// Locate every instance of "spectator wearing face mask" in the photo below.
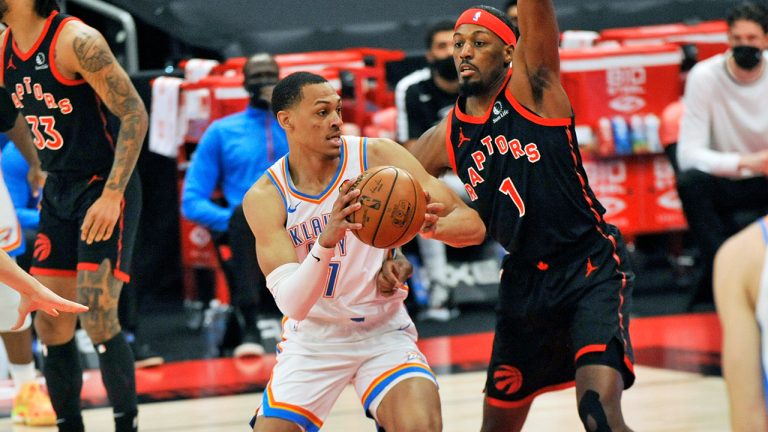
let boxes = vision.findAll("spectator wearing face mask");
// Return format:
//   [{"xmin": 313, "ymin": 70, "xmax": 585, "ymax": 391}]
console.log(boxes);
[
  {"xmin": 676, "ymin": 1, "xmax": 768, "ymax": 309},
  {"xmin": 181, "ymin": 53, "xmax": 289, "ymax": 357}
]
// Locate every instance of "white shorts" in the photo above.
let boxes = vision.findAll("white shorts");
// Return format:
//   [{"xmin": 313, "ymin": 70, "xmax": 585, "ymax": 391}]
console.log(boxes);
[{"xmin": 254, "ymin": 306, "xmax": 437, "ymax": 432}]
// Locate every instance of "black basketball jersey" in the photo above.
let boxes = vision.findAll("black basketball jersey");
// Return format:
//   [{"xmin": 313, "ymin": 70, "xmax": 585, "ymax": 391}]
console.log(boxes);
[
  {"xmin": 0, "ymin": 11, "xmax": 115, "ymax": 177},
  {"xmin": 447, "ymin": 69, "xmax": 609, "ymax": 265}
]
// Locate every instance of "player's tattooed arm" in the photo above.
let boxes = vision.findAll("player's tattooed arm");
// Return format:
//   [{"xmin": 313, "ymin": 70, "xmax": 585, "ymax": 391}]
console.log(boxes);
[{"xmin": 70, "ymin": 25, "xmax": 147, "ymax": 194}]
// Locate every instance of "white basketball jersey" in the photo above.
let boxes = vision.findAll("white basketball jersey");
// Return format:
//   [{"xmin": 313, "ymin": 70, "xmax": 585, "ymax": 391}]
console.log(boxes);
[
  {"xmin": 0, "ymin": 161, "xmax": 22, "ymax": 254},
  {"xmin": 757, "ymin": 216, "xmax": 768, "ymax": 404},
  {"xmin": 265, "ymin": 136, "xmax": 408, "ymax": 321}
]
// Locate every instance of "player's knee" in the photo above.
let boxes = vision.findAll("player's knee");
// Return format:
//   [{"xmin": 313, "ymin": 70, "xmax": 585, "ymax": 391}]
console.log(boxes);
[
  {"xmin": 79, "ymin": 311, "xmax": 121, "ymax": 344},
  {"xmin": 578, "ymin": 390, "xmax": 624, "ymax": 432},
  {"xmin": 34, "ymin": 309, "xmax": 76, "ymax": 343},
  {"xmin": 386, "ymin": 413, "xmax": 441, "ymax": 432}
]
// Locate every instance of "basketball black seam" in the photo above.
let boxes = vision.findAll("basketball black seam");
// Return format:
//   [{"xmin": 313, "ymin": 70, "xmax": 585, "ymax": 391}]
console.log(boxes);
[
  {"xmin": 384, "ymin": 170, "xmax": 418, "ymax": 249},
  {"xmin": 371, "ymin": 167, "xmax": 397, "ymax": 248}
]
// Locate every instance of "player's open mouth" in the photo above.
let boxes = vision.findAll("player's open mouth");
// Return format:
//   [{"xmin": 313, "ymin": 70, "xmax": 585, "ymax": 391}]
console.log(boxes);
[
  {"xmin": 459, "ymin": 64, "xmax": 477, "ymax": 77},
  {"xmin": 327, "ymin": 133, "xmax": 342, "ymax": 145}
]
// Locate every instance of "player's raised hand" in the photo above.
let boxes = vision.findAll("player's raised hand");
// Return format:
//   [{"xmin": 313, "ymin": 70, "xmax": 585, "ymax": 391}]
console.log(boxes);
[{"xmin": 318, "ymin": 179, "xmax": 362, "ymax": 248}]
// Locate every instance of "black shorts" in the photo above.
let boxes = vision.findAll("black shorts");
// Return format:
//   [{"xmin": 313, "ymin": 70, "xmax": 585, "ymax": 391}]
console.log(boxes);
[
  {"xmin": 485, "ymin": 226, "xmax": 635, "ymax": 408},
  {"xmin": 30, "ymin": 172, "xmax": 141, "ymax": 283}
]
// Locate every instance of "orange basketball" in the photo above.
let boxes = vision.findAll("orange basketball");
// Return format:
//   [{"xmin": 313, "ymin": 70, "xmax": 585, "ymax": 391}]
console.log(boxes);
[{"xmin": 347, "ymin": 166, "xmax": 427, "ymax": 249}]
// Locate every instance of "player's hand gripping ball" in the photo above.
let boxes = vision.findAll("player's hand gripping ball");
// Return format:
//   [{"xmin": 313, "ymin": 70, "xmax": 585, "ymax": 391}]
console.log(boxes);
[{"xmin": 346, "ymin": 166, "xmax": 427, "ymax": 248}]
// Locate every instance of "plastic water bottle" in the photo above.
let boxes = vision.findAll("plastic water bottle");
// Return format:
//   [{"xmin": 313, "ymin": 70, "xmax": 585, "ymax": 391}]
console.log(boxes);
[
  {"xmin": 597, "ymin": 117, "xmax": 614, "ymax": 156},
  {"xmin": 644, "ymin": 113, "xmax": 662, "ymax": 153},
  {"xmin": 630, "ymin": 115, "xmax": 648, "ymax": 153},
  {"xmin": 202, "ymin": 299, "xmax": 231, "ymax": 358},
  {"xmin": 611, "ymin": 116, "xmax": 632, "ymax": 155}
]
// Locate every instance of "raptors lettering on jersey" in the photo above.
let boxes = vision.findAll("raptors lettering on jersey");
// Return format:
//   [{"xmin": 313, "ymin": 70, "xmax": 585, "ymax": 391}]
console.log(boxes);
[{"xmin": 463, "ymin": 134, "xmax": 540, "ymax": 202}]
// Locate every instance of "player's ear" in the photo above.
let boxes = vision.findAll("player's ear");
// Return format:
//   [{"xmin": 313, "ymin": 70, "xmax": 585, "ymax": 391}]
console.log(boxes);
[
  {"xmin": 504, "ymin": 44, "xmax": 515, "ymax": 64},
  {"xmin": 276, "ymin": 110, "xmax": 292, "ymax": 130}
]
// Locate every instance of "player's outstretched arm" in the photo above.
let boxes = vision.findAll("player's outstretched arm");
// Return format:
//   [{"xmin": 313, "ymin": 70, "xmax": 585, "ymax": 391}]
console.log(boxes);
[
  {"xmin": 57, "ymin": 21, "xmax": 148, "ymax": 245},
  {"xmin": 509, "ymin": 0, "xmax": 572, "ymax": 118},
  {"xmin": 714, "ymin": 224, "xmax": 768, "ymax": 432},
  {"xmin": 242, "ymin": 176, "xmax": 361, "ymax": 321},
  {"xmin": 367, "ymin": 137, "xmax": 486, "ymax": 247},
  {"xmin": 0, "ymin": 250, "xmax": 88, "ymax": 330}
]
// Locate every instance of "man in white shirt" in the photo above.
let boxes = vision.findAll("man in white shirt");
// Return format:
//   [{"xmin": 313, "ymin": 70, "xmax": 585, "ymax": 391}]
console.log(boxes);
[{"xmin": 676, "ymin": 1, "xmax": 768, "ymax": 308}]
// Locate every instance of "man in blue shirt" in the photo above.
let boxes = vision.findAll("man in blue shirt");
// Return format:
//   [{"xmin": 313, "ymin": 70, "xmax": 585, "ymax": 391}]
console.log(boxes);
[{"xmin": 182, "ymin": 53, "xmax": 288, "ymax": 357}]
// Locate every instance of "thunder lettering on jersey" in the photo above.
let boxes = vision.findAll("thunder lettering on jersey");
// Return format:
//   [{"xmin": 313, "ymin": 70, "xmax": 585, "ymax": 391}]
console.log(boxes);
[
  {"xmin": 0, "ymin": 11, "xmax": 116, "ymax": 177},
  {"xmin": 447, "ymin": 68, "xmax": 608, "ymax": 263},
  {"xmin": 265, "ymin": 136, "xmax": 408, "ymax": 320}
]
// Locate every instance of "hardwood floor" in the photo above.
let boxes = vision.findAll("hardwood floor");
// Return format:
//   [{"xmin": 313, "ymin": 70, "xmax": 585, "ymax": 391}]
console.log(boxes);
[{"xmin": 0, "ymin": 366, "xmax": 729, "ymax": 431}]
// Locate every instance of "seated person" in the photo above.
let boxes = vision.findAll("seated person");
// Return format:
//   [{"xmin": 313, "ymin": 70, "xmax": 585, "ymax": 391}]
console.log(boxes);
[{"xmin": 676, "ymin": 2, "xmax": 768, "ymax": 308}]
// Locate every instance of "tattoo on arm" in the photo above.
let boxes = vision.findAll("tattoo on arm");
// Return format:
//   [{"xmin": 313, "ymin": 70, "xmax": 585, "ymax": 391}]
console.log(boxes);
[
  {"xmin": 73, "ymin": 31, "xmax": 113, "ymax": 73},
  {"xmin": 73, "ymin": 29, "xmax": 147, "ymax": 193}
]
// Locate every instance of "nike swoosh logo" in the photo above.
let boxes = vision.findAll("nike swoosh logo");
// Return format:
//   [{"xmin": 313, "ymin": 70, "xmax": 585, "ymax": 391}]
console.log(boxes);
[
  {"xmin": 310, "ymin": 252, "xmax": 320, "ymax": 262},
  {"xmin": 287, "ymin": 203, "xmax": 300, "ymax": 213}
]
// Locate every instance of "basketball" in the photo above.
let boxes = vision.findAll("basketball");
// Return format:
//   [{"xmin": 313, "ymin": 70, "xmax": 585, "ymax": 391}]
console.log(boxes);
[{"xmin": 347, "ymin": 166, "xmax": 427, "ymax": 249}]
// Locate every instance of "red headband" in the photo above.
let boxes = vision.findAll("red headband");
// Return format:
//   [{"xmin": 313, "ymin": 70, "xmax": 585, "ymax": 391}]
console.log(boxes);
[{"xmin": 454, "ymin": 8, "xmax": 517, "ymax": 47}]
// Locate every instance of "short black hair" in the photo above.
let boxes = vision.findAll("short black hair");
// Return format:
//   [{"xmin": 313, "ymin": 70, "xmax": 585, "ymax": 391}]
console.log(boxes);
[
  {"xmin": 505, "ymin": 0, "xmax": 518, "ymax": 9},
  {"xmin": 425, "ymin": 20, "xmax": 455, "ymax": 50},
  {"xmin": 727, "ymin": 2, "xmax": 768, "ymax": 34},
  {"xmin": 271, "ymin": 72, "xmax": 329, "ymax": 116},
  {"xmin": 34, "ymin": 0, "xmax": 60, "ymax": 18},
  {"xmin": 467, "ymin": 5, "xmax": 519, "ymax": 41}
]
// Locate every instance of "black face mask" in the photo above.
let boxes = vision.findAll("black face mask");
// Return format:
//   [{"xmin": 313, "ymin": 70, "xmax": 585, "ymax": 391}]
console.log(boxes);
[
  {"xmin": 432, "ymin": 56, "xmax": 458, "ymax": 81},
  {"xmin": 732, "ymin": 45, "xmax": 763, "ymax": 70},
  {"xmin": 246, "ymin": 82, "xmax": 276, "ymax": 110}
]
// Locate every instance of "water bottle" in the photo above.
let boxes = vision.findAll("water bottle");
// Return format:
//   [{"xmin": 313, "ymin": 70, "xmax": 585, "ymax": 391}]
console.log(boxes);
[
  {"xmin": 644, "ymin": 113, "xmax": 662, "ymax": 153},
  {"xmin": 202, "ymin": 299, "xmax": 231, "ymax": 358},
  {"xmin": 611, "ymin": 116, "xmax": 632, "ymax": 156},
  {"xmin": 597, "ymin": 117, "xmax": 615, "ymax": 156},
  {"xmin": 630, "ymin": 115, "xmax": 648, "ymax": 153}
]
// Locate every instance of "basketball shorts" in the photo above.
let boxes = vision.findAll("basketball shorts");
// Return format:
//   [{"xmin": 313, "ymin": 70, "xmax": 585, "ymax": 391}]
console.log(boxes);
[
  {"xmin": 30, "ymin": 172, "xmax": 141, "ymax": 283},
  {"xmin": 252, "ymin": 307, "xmax": 437, "ymax": 432},
  {"xmin": 485, "ymin": 225, "xmax": 635, "ymax": 408}
]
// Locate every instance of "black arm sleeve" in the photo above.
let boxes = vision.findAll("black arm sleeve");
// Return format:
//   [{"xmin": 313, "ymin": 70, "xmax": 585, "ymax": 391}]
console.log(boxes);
[{"xmin": 0, "ymin": 89, "xmax": 18, "ymax": 133}]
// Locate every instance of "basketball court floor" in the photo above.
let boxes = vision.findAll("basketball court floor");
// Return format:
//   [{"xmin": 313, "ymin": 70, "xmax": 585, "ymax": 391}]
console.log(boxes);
[{"xmin": 0, "ymin": 312, "xmax": 728, "ymax": 431}]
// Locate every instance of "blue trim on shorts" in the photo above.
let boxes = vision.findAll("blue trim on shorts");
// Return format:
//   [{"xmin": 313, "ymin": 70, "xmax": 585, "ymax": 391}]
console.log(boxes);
[
  {"xmin": 260, "ymin": 391, "xmax": 321, "ymax": 432},
  {"xmin": 362, "ymin": 365, "xmax": 435, "ymax": 414}
]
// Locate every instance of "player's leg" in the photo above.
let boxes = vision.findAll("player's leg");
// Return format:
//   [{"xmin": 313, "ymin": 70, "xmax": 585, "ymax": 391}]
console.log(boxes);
[
  {"xmin": 31, "ymin": 195, "xmax": 84, "ymax": 432},
  {"xmin": 575, "ymin": 361, "xmax": 631, "ymax": 432},
  {"xmin": 34, "ymin": 274, "xmax": 82, "ymax": 432},
  {"xmin": 480, "ymin": 400, "xmax": 531, "ymax": 432},
  {"xmin": 481, "ymin": 261, "xmax": 575, "ymax": 432},
  {"xmin": 572, "ymin": 228, "xmax": 636, "ymax": 432},
  {"xmin": 355, "ymin": 315, "xmax": 441, "ymax": 432},
  {"xmin": 252, "ymin": 320, "xmax": 355, "ymax": 432},
  {"xmin": 375, "ymin": 377, "xmax": 441, "ymax": 432}
]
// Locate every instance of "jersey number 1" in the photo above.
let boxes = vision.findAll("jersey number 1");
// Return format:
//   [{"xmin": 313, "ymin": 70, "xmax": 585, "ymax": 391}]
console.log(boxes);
[
  {"xmin": 25, "ymin": 116, "xmax": 64, "ymax": 150},
  {"xmin": 499, "ymin": 177, "xmax": 525, "ymax": 216}
]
